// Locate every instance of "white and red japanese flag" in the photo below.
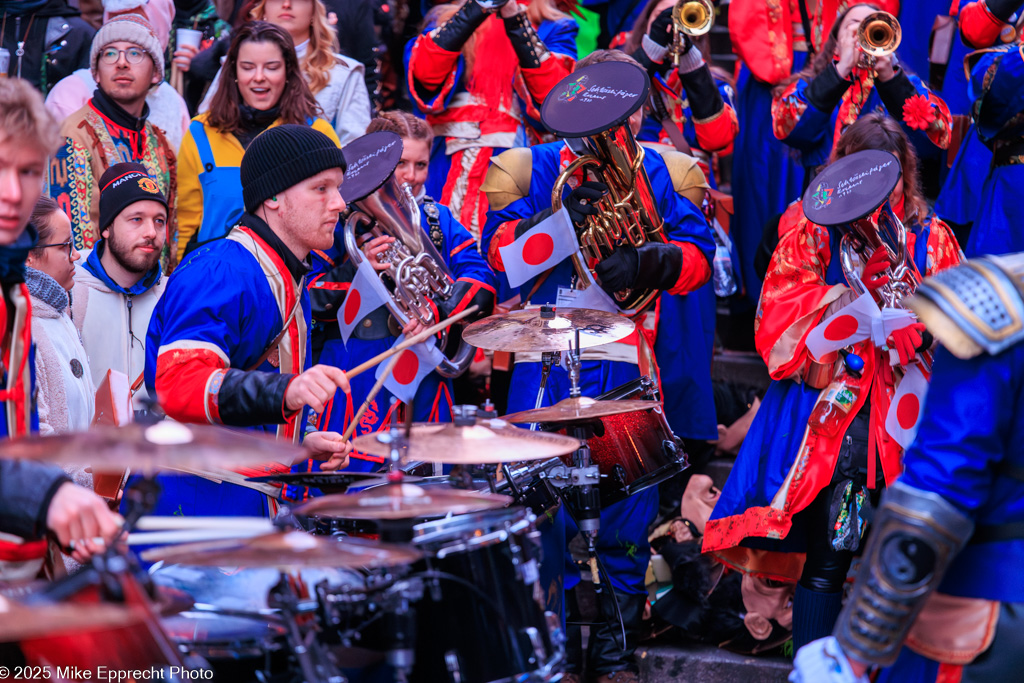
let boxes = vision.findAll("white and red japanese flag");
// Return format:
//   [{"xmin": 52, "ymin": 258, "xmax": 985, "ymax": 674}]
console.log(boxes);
[
  {"xmin": 885, "ymin": 363, "xmax": 929, "ymax": 449},
  {"xmin": 499, "ymin": 207, "xmax": 580, "ymax": 288},
  {"xmin": 376, "ymin": 334, "xmax": 447, "ymax": 404},
  {"xmin": 806, "ymin": 292, "xmax": 918, "ymax": 361},
  {"xmin": 339, "ymin": 258, "xmax": 392, "ymax": 346}
]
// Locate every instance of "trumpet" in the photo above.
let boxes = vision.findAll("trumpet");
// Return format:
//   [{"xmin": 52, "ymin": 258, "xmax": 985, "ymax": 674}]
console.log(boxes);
[
  {"xmin": 857, "ymin": 10, "xmax": 901, "ymax": 58},
  {"xmin": 671, "ymin": 0, "xmax": 714, "ymax": 65}
]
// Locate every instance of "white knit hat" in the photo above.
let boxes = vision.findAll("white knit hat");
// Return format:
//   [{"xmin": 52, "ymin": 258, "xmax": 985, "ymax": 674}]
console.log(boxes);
[{"xmin": 89, "ymin": 13, "xmax": 165, "ymax": 82}]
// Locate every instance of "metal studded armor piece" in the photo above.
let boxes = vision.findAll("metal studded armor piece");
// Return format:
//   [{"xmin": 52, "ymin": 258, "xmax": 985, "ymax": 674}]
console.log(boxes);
[
  {"xmin": 834, "ymin": 480, "xmax": 975, "ymax": 668},
  {"xmin": 906, "ymin": 254, "xmax": 1024, "ymax": 358}
]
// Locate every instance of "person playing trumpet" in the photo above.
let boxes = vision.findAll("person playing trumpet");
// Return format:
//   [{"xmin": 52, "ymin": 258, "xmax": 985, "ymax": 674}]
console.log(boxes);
[{"xmin": 772, "ymin": 3, "xmax": 952, "ymax": 182}]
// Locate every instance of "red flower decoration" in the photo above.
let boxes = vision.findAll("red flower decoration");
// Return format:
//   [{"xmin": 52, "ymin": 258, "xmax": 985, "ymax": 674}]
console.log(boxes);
[{"xmin": 902, "ymin": 94, "xmax": 937, "ymax": 131}]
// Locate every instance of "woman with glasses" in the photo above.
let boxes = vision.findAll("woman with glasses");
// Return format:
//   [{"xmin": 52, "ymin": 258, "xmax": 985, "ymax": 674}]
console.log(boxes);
[
  {"xmin": 176, "ymin": 21, "xmax": 341, "ymax": 258},
  {"xmin": 24, "ymin": 197, "xmax": 94, "ymax": 438}
]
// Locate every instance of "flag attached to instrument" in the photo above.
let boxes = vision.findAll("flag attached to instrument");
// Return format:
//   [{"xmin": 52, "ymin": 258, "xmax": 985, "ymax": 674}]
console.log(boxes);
[
  {"xmin": 885, "ymin": 363, "xmax": 929, "ymax": 449},
  {"xmin": 499, "ymin": 208, "xmax": 580, "ymax": 288},
  {"xmin": 376, "ymin": 334, "xmax": 447, "ymax": 404},
  {"xmin": 339, "ymin": 258, "xmax": 391, "ymax": 346},
  {"xmin": 806, "ymin": 292, "xmax": 918, "ymax": 361}
]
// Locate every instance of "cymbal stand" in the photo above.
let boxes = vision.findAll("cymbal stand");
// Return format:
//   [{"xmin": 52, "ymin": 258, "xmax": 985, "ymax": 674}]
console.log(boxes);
[{"xmin": 268, "ymin": 573, "xmax": 346, "ymax": 683}]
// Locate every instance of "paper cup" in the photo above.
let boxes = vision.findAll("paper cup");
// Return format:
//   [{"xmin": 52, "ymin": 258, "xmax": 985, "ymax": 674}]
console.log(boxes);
[{"xmin": 176, "ymin": 28, "xmax": 204, "ymax": 51}]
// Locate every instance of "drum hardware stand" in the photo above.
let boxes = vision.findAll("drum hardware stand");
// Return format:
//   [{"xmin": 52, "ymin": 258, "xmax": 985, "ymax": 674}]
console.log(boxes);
[{"xmin": 268, "ymin": 574, "xmax": 346, "ymax": 683}]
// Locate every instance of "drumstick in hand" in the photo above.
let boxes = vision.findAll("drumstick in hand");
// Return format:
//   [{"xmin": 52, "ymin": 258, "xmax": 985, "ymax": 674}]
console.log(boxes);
[
  {"xmin": 341, "ymin": 351, "xmax": 402, "ymax": 443},
  {"xmin": 344, "ymin": 305, "xmax": 479, "ymax": 380}
]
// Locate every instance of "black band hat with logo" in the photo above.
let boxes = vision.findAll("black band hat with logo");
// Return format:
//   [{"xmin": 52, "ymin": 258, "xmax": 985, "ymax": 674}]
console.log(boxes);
[
  {"xmin": 540, "ymin": 61, "xmax": 651, "ymax": 138},
  {"xmin": 339, "ymin": 131, "xmax": 404, "ymax": 205},
  {"xmin": 98, "ymin": 162, "xmax": 169, "ymax": 231},
  {"xmin": 802, "ymin": 149, "xmax": 903, "ymax": 227}
]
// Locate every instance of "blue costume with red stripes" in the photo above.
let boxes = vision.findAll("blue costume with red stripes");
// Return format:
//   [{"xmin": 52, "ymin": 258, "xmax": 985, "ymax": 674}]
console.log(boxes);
[
  {"xmin": 141, "ymin": 214, "xmax": 315, "ymax": 518},
  {"xmin": 308, "ymin": 197, "xmax": 496, "ymax": 472},
  {"xmin": 482, "ymin": 141, "xmax": 715, "ymax": 595}
]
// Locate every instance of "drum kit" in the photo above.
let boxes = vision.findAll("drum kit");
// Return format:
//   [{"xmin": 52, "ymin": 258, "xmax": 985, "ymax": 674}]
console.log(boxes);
[{"xmin": 0, "ymin": 305, "xmax": 689, "ymax": 683}]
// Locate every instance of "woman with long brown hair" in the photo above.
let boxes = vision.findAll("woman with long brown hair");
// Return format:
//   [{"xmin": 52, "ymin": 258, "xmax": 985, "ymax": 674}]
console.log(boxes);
[
  {"xmin": 199, "ymin": 0, "xmax": 371, "ymax": 145},
  {"xmin": 703, "ymin": 113, "xmax": 963, "ymax": 651},
  {"xmin": 177, "ymin": 21, "xmax": 341, "ymax": 256},
  {"xmin": 772, "ymin": 3, "xmax": 952, "ymax": 180}
]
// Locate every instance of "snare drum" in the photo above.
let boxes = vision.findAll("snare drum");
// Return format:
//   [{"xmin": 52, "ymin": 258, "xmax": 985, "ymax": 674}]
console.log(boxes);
[
  {"xmin": 408, "ymin": 508, "xmax": 563, "ymax": 683},
  {"xmin": 560, "ymin": 375, "xmax": 687, "ymax": 506}
]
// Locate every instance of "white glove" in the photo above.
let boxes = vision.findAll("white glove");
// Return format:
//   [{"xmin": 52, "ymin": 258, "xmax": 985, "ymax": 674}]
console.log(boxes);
[{"xmin": 789, "ymin": 637, "xmax": 870, "ymax": 683}]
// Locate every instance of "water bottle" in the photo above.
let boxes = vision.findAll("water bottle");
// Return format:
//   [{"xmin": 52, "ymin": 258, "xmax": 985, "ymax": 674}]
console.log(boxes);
[
  {"xmin": 712, "ymin": 242, "xmax": 737, "ymax": 296},
  {"xmin": 0, "ymin": 48, "xmax": 9, "ymax": 78},
  {"xmin": 807, "ymin": 352, "xmax": 865, "ymax": 438}
]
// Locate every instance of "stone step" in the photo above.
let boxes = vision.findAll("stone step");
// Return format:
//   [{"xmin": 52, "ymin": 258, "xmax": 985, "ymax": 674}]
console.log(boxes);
[{"xmin": 638, "ymin": 643, "xmax": 792, "ymax": 683}]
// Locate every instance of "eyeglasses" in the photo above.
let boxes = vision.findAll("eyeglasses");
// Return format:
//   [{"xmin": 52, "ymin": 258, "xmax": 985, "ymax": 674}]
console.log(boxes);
[
  {"xmin": 99, "ymin": 47, "xmax": 148, "ymax": 65},
  {"xmin": 37, "ymin": 240, "xmax": 73, "ymax": 259}
]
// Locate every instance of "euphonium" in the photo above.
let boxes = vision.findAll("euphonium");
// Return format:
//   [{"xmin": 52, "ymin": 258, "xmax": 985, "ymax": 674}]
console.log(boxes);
[
  {"xmin": 671, "ymin": 0, "xmax": 714, "ymax": 65},
  {"xmin": 838, "ymin": 200, "xmax": 922, "ymax": 310},
  {"xmin": 551, "ymin": 120, "xmax": 667, "ymax": 317},
  {"xmin": 857, "ymin": 10, "xmax": 901, "ymax": 58},
  {"xmin": 343, "ymin": 174, "xmax": 474, "ymax": 378}
]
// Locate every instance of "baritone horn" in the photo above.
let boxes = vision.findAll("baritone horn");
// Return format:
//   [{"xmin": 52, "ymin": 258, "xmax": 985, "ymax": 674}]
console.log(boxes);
[
  {"xmin": 672, "ymin": 0, "xmax": 714, "ymax": 65},
  {"xmin": 857, "ymin": 10, "xmax": 901, "ymax": 58}
]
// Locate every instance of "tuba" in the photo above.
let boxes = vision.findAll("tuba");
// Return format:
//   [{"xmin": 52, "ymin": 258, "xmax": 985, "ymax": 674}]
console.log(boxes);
[
  {"xmin": 341, "ymin": 132, "xmax": 474, "ymax": 378},
  {"xmin": 541, "ymin": 61, "xmax": 667, "ymax": 317},
  {"xmin": 672, "ymin": 0, "xmax": 714, "ymax": 64},
  {"xmin": 857, "ymin": 10, "xmax": 901, "ymax": 58}
]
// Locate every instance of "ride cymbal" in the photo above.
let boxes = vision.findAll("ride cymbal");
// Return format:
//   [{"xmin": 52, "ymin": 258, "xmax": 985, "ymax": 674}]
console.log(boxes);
[
  {"xmin": 0, "ymin": 422, "xmax": 302, "ymax": 474},
  {"xmin": 350, "ymin": 421, "xmax": 580, "ymax": 464},
  {"xmin": 462, "ymin": 307, "xmax": 634, "ymax": 352},
  {"xmin": 502, "ymin": 396, "xmax": 659, "ymax": 425},
  {"xmin": 294, "ymin": 483, "xmax": 511, "ymax": 520},
  {"xmin": 141, "ymin": 530, "xmax": 422, "ymax": 569}
]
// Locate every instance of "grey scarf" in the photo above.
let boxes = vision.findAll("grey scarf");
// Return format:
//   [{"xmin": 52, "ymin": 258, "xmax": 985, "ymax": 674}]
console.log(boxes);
[{"xmin": 25, "ymin": 267, "xmax": 69, "ymax": 313}]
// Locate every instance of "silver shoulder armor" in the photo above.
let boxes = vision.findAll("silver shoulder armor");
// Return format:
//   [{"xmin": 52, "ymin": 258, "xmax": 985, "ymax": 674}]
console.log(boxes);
[
  {"xmin": 906, "ymin": 253, "xmax": 1024, "ymax": 359},
  {"xmin": 834, "ymin": 480, "xmax": 974, "ymax": 667}
]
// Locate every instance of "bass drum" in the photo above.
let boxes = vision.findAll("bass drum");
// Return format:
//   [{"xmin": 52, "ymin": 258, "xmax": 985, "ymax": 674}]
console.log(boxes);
[
  {"xmin": 560, "ymin": 375, "xmax": 687, "ymax": 506},
  {"xmin": 408, "ymin": 508, "xmax": 563, "ymax": 683}
]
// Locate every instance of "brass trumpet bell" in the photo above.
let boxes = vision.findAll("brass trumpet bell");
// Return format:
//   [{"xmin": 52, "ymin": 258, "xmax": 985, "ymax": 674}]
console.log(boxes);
[
  {"xmin": 674, "ymin": 0, "xmax": 714, "ymax": 37},
  {"xmin": 857, "ymin": 10, "xmax": 901, "ymax": 58}
]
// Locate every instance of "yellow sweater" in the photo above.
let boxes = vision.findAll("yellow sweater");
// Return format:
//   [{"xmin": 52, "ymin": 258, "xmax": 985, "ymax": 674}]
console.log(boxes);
[{"xmin": 176, "ymin": 114, "xmax": 341, "ymax": 255}]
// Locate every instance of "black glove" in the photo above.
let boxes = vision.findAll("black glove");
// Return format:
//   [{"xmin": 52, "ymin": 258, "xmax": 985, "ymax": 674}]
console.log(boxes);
[
  {"xmin": 595, "ymin": 242, "xmax": 683, "ymax": 295},
  {"xmin": 504, "ymin": 11, "xmax": 550, "ymax": 69},
  {"xmin": 432, "ymin": 1, "xmax": 490, "ymax": 52},
  {"xmin": 565, "ymin": 181, "xmax": 607, "ymax": 228},
  {"xmin": 438, "ymin": 279, "xmax": 495, "ymax": 322},
  {"xmin": 648, "ymin": 6, "xmax": 675, "ymax": 48}
]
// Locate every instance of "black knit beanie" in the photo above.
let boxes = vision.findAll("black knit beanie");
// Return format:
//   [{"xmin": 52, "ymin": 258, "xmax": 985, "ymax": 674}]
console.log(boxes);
[
  {"xmin": 98, "ymin": 162, "xmax": 168, "ymax": 231},
  {"xmin": 240, "ymin": 124, "xmax": 348, "ymax": 213}
]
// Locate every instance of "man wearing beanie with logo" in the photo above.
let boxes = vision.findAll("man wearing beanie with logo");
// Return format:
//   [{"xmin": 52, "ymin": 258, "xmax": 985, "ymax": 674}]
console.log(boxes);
[
  {"xmin": 142, "ymin": 125, "xmax": 353, "ymax": 519},
  {"xmin": 49, "ymin": 13, "xmax": 176, "ymax": 265},
  {"xmin": 72, "ymin": 163, "xmax": 168, "ymax": 424}
]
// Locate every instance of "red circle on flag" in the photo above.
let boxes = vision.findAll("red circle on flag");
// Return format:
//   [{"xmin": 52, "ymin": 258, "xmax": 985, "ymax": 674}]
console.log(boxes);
[
  {"xmin": 344, "ymin": 289, "xmax": 362, "ymax": 325},
  {"xmin": 393, "ymin": 350, "xmax": 420, "ymax": 385},
  {"xmin": 522, "ymin": 233, "xmax": 555, "ymax": 266},
  {"xmin": 896, "ymin": 393, "xmax": 920, "ymax": 430},
  {"xmin": 823, "ymin": 315, "xmax": 859, "ymax": 341}
]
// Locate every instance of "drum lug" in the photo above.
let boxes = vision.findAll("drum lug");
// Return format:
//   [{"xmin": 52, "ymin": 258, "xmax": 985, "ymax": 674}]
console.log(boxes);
[{"xmin": 542, "ymin": 463, "xmax": 600, "ymax": 488}]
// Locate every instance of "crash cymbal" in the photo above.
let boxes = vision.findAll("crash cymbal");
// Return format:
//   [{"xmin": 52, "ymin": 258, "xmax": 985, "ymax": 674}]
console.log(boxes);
[
  {"xmin": 141, "ymin": 530, "xmax": 422, "ymax": 569},
  {"xmin": 294, "ymin": 483, "xmax": 511, "ymax": 520},
  {"xmin": 502, "ymin": 396, "xmax": 660, "ymax": 424},
  {"xmin": 0, "ymin": 596, "xmax": 145, "ymax": 642},
  {"xmin": 0, "ymin": 422, "xmax": 302, "ymax": 474},
  {"xmin": 246, "ymin": 471, "xmax": 412, "ymax": 494},
  {"xmin": 349, "ymin": 421, "xmax": 581, "ymax": 464},
  {"xmin": 462, "ymin": 307, "xmax": 634, "ymax": 352}
]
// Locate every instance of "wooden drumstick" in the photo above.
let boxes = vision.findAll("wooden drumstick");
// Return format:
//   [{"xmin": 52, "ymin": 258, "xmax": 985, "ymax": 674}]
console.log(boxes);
[
  {"xmin": 343, "ymin": 305, "xmax": 479, "ymax": 380},
  {"xmin": 341, "ymin": 351, "xmax": 402, "ymax": 443}
]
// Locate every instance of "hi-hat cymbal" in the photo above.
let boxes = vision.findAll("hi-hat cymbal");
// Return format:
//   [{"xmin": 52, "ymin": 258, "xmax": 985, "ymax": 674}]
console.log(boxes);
[
  {"xmin": 294, "ymin": 483, "xmax": 511, "ymax": 520},
  {"xmin": 246, "ymin": 471, "xmax": 408, "ymax": 494},
  {"xmin": 141, "ymin": 530, "xmax": 422, "ymax": 568},
  {"xmin": 350, "ymin": 421, "xmax": 580, "ymax": 464},
  {"xmin": 0, "ymin": 596, "xmax": 145, "ymax": 642},
  {"xmin": 502, "ymin": 396, "xmax": 659, "ymax": 425},
  {"xmin": 462, "ymin": 307, "xmax": 634, "ymax": 352},
  {"xmin": 0, "ymin": 422, "xmax": 302, "ymax": 474}
]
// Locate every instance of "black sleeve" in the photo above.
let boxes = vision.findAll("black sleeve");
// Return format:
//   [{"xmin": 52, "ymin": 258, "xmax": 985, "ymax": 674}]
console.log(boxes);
[
  {"xmin": 217, "ymin": 368, "xmax": 296, "ymax": 426},
  {"xmin": 0, "ymin": 461, "xmax": 71, "ymax": 540},
  {"xmin": 873, "ymin": 68, "xmax": 919, "ymax": 122},
  {"xmin": 189, "ymin": 34, "xmax": 231, "ymax": 82},
  {"xmin": 804, "ymin": 62, "xmax": 853, "ymax": 114},
  {"xmin": 988, "ymin": 0, "xmax": 1024, "ymax": 21},
  {"xmin": 754, "ymin": 213, "xmax": 783, "ymax": 284},
  {"xmin": 678, "ymin": 65, "xmax": 726, "ymax": 121}
]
